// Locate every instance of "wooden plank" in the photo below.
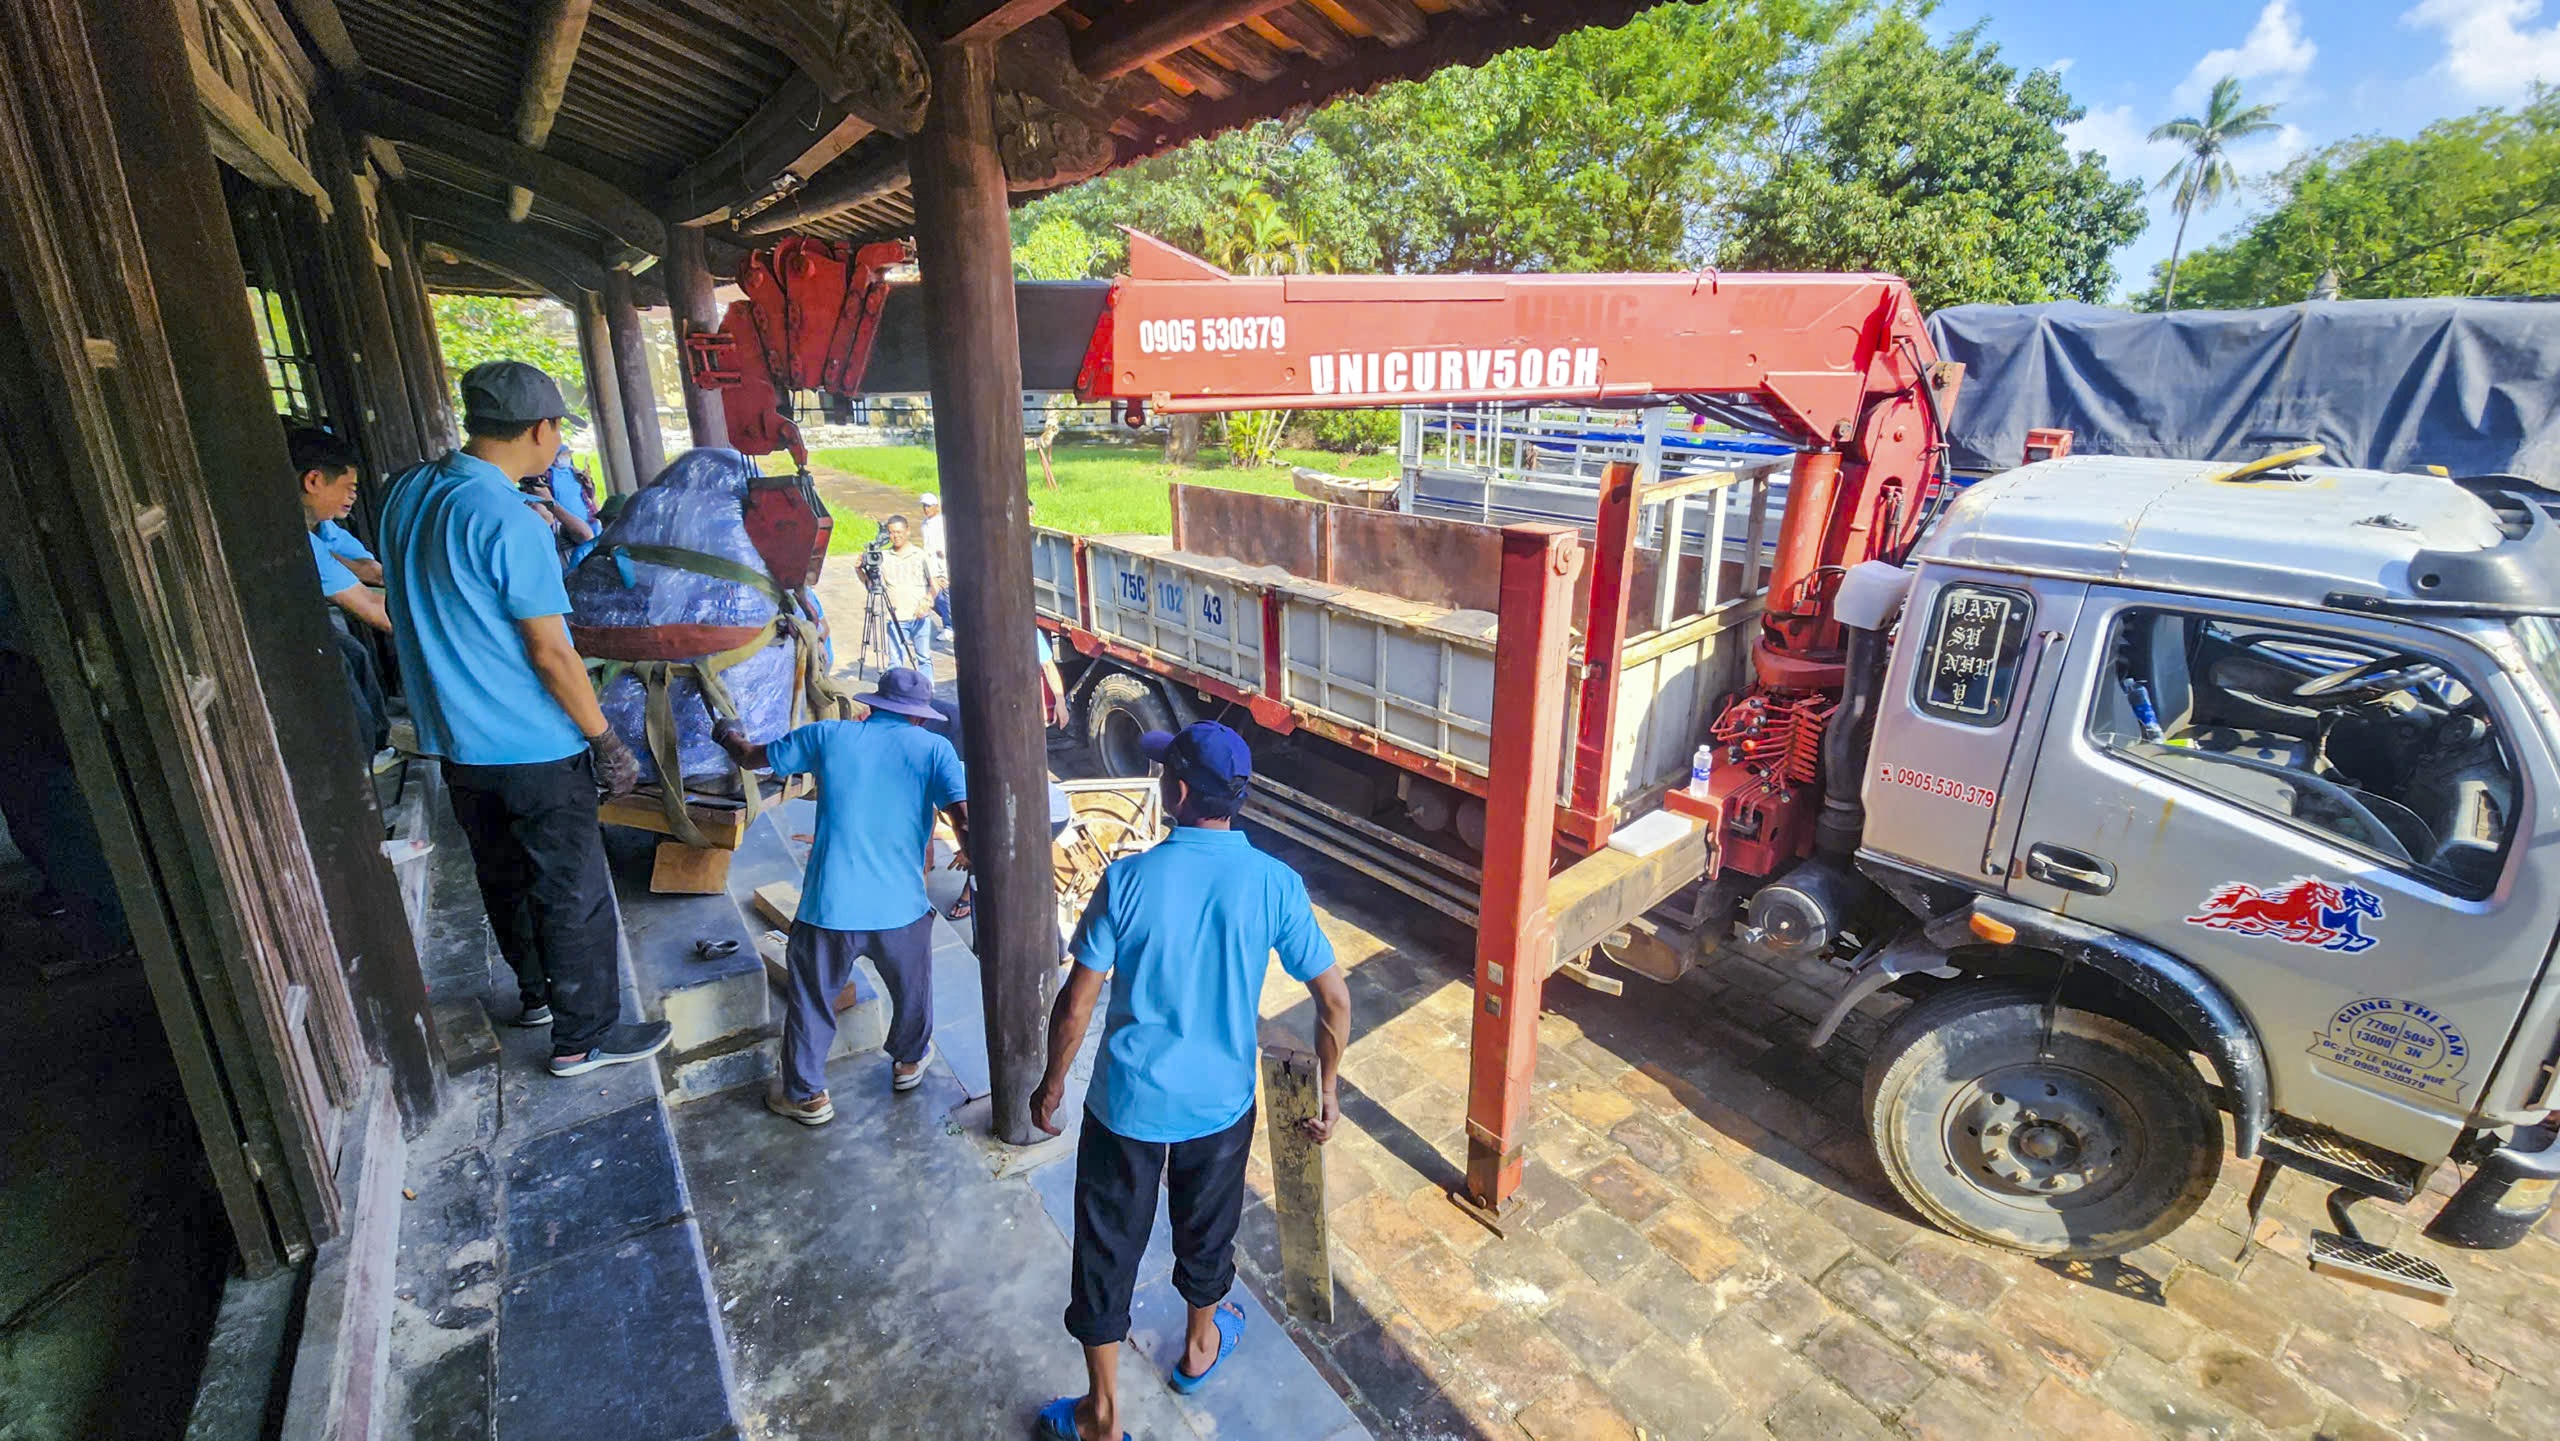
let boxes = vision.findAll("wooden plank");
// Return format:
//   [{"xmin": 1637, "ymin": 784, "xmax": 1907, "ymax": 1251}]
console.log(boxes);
[
  {"xmin": 188, "ymin": 48, "xmax": 331, "ymax": 214},
  {"xmin": 1544, "ymin": 813, "xmax": 1708, "ymax": 967},
  {"xmin": 650, "ymin": 840, "xmax": 735, "ymax": 894},
  {"xmin": 751, "ymin": 880, "xmax": 802, "ymax": 931},
  {"xmin": 1074, "ymin": 0, "xmax": 1296, "ymax": 79},
  {"xmin": 349, "ymin": 90, "xmax": 664, "ymax": 255},
  {"xmin": 1259, "ymin": 1048, "xmax": 1333, "ymax": 1323},
  {"xmin": 507, "ymin": 0, "xmax": 596, "ymax": 222},
  {"xmin": 281, "ymin": 0, "xmax": 363, "ymax": 77},
  {"xmin": 933, "ymin": 0, "xmax": 1066, "ymax": 44}
]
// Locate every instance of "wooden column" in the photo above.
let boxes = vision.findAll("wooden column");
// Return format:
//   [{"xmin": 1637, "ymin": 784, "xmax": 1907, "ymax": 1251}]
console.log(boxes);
[
  {"xmin": 664, "ymin": 222, "xmax": 729, "ymax": 450},
  {"xmin": 911, "ymin": 35, "xmax": 1049, "ymax": 1146},
  {"xmin": 574, "ymin": 287, "xmax": 639, "ymax": 494},
  {"xmin": 85, "ymin": 0, "xmax": 441, "ymax": 1127},
  {"xmin": 310, "ymin": 116, "xmax": 423, "ymax": 471},
  {"xmin": 602, "ymin": 266, "xmax": 666, "ymax": 481},
  {"xmin": 377, "ymin": 202, "xmax": 452, "ymax": 450}
]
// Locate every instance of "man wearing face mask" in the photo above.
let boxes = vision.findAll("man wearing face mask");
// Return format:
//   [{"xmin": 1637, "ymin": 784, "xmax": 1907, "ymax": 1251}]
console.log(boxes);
[{"xmin": 1029, "ymin": 722, "xmax": 1353, "ymax": 1441}]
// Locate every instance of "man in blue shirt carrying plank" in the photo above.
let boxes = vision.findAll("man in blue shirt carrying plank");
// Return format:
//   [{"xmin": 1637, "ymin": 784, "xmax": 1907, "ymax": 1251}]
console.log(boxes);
[
  {"xmin": 713, "ymin": 666, "xmax": 972, "ymax": 1120},
  {"xmin": 379, "ymin": 362, "xmax": 662, "ymax": 1077},
  {"xmin": 1031, "ymin": 722, "xmax": 1352, "ymax": 1441}
]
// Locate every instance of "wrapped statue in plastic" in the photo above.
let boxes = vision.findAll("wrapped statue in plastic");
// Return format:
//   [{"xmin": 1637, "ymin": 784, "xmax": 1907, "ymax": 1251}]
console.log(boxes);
[{"xmin": 567, "ymin": 448, "xmax": 842, "ymax": 831}]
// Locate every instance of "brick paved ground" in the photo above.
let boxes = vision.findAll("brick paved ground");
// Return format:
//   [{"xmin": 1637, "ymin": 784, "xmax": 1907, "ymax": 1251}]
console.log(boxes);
[{"xmin": 1228, "ymin": 849, "xmax": 2560, "ymax": 1441}]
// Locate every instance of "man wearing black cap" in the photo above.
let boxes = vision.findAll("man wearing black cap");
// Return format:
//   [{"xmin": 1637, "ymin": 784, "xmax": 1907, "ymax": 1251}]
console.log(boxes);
[
  {"xmin": 712, "ymin": 665, "xmax": 971, "ymax": 1120},
  {"xmin": 379, "ymin": 360, "xmax": 667, "ymax": 1077},
  {"xmin": 1029, "ymin": 721, "xmax": 1352, "ymax": 1441}
]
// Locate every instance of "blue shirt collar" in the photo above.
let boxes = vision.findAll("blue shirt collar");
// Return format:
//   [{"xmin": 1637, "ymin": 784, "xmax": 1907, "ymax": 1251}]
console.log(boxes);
[
  {"xmin": 1160, "ymin": 826, "xmax": 1248, "ymax": 847},
  {"xmin": 441, "ymin": 449, "xmax": 516, "ymax": 491}
]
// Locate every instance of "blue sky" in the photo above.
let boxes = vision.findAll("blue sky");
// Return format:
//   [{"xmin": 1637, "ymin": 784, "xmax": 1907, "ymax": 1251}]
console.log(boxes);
[{"xmin": 1929, "ymin": 0, "xmax": 2560, "ymax": 298}]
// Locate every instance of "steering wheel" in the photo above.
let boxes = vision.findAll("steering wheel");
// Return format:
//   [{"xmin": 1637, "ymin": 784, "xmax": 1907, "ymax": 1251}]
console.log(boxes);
[
  {"xmin": 2292, "ymin": 651, "xmax": 2445, "ymax": 705},
  {"xmin": 2138, "ymin": 744, "xmax": 2413, "ymax": 864}
]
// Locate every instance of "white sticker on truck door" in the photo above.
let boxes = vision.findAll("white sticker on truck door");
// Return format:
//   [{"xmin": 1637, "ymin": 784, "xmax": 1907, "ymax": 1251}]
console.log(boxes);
[{"xmin": 2308, "ymin": 997, "xmax": 2470, "ymax": 1101}]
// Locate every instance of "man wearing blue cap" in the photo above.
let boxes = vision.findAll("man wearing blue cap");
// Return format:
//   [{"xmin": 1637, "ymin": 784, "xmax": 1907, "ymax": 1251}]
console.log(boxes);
[
  {"xmin": 1030, "ymin": 722, "xmax": 1352, "ymax": 1441},
  {"xmin": 713, "ymin": 665, "xmax": 971, "ymax": 1119},
  {"xmin": 380, "ymin": 360, "xmax": 666, "ymax": 1078}
]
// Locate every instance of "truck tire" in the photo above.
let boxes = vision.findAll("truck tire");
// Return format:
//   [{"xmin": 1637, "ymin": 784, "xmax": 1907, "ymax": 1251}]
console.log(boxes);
[
  {"xmin": 1081, "ymin": 670, "xmax": 1174, "ymax": 778},
  {"xmin": 1863, "ymin": 981, "xmax": 2222, "ymax": 1259}
]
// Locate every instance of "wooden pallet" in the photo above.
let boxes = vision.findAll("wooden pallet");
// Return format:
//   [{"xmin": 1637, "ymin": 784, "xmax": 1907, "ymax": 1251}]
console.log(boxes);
[{"xmin": 601, "ymin": 773, "xmax": 813, "ymax": 893}]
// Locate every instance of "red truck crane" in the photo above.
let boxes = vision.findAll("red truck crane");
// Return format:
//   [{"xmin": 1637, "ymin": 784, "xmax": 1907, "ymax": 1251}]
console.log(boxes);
[{"xmin": 687, "ymin": 231, "xmax": 1964, "ymax": 1219}]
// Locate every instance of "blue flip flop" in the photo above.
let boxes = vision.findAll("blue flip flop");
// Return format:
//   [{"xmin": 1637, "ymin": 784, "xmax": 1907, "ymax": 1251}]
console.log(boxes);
[
  {"xmin": 1036, "ymin": 1396, "xmax": 1126, "ymax": 1441},
  {"xmin": 1167, "ymin": 1301, "xmax": 1246, "ymax": 1395}
]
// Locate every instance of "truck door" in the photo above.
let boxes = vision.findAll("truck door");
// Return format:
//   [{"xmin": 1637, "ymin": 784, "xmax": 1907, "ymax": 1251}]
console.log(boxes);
[{"xmin": 2010, "ymin": 587, "xmax": 2560, "ymax": 1162}]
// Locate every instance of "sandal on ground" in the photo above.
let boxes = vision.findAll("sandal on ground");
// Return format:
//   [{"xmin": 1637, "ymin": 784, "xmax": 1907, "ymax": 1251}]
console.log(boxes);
[
  {"xmin": 1168, "ymin": 1300, "xmax": 1246, "ymax": 1395},
  {"xmin": 1035, "ymin": 1396, "xmax": 1126, "ymax": 1441},
  {"xmin": 945, "ymin": 889, "xmax": 974, "ymax": 922}
]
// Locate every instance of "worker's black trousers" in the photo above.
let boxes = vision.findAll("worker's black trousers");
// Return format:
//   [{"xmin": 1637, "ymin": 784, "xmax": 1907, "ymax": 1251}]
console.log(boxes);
[
  {"xmin": 443, "ymin": 753, "xmax": 618, "ymax": 1056},
  {"xmin": 1064, "ymin": 1106, "xmax": 1255, "ymax": 1347}
]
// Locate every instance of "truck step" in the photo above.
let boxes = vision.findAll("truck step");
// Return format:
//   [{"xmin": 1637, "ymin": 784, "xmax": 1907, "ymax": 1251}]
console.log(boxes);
[
  {"xmin": 2308, "ymin": 1230, "xmax": 2455, "ymax": 1304},
  {"xmin": 2262, "ymin": 1113, "xmax": 2427, "ymax": 1203}
]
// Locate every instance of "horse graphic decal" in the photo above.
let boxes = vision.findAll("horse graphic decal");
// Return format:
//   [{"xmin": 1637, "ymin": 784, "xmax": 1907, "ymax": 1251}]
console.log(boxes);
[{"xmin": 2185, "ymin": 876, "xmax": 2384, "ymax": 954}]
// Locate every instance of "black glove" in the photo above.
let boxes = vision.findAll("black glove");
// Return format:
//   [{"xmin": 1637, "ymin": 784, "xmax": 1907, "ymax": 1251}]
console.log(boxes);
[{"xmin": 588, "ymin": 728, "xmax": 641, "ymax": 797}]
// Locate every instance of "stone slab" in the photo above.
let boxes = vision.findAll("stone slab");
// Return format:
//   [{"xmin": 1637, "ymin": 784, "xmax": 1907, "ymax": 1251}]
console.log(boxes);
[
  {"xmin": 500, "ymin": 1101, "xmax": 688, "ymax": 1271},
  {"xmin": 493, "ymin": 1223, "xmax": 736, "ymax": 1441}
]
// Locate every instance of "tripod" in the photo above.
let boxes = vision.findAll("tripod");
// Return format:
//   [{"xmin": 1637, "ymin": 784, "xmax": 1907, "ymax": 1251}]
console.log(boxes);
[{"xmin": 855, "ymin": 580, "xmax": 898, "ymax": 680}]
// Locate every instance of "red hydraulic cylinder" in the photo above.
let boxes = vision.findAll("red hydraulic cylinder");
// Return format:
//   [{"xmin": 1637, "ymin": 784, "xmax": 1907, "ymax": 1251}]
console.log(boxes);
[{"xmin": 1463, "ymin": 522, "xmax": 1583, "ymax": 1215}]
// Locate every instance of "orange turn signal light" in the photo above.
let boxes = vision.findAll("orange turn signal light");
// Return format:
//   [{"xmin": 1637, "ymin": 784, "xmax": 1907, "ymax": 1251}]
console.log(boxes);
[{"xmin": 1969, "ymin": 913, "xmax": 2019, "ymax": 945}]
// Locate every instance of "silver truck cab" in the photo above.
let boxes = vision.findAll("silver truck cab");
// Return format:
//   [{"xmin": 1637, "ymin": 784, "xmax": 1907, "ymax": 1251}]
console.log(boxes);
[{"xmin": 1835, "ymin": 453, "xmax": 2560, "ymax": 1281}]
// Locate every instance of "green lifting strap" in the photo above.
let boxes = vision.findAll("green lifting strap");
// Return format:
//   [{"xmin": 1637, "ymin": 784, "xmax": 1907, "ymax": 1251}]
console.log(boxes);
[{"xmin": 610, "ymin": 542, "xmax": 784, "ymax": 604}]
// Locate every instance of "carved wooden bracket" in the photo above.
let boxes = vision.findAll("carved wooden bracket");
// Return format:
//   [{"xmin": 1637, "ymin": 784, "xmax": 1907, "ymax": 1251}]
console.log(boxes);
[
  {"xmin": 996, "ymin": 90, "xmax": 1115, "ymax": 193},
  {"xmin": 740, "ymin": 0, "xmax": 931, "ymax": 136}
]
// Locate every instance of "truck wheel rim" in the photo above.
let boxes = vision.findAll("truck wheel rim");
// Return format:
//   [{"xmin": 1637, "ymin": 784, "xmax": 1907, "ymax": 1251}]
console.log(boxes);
[
  {"xmin": 1098, "ymin": 707, "xmax": 1149, "ymax": 777},
  {"xmin": 1943, "ymin": 1064, "xmax": 2138, "ymax": 1206}
]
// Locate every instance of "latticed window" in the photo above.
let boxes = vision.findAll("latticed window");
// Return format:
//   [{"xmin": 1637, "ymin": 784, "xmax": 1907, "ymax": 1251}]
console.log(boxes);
[{"xmin": 246, "ymin": 286, "xmax": 318, "ymax": 418}]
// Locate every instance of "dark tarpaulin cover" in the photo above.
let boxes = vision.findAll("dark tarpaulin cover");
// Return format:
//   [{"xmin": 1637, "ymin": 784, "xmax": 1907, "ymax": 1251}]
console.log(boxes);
[{"xmin": 1924, "ymin": 299, "xmax": 2560, "ymax": 479}]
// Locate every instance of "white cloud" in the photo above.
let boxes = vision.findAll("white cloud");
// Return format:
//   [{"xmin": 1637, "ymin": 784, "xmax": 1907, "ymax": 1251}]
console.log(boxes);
[
  {"xmin": 2050, "ymin": 57, "xmax": 2076, "ymax": 76},
  {"xmin": 2064, "ymin": 103, "xmax": 2186, "ymax": 187},
  {"xmin": 2174, "ymin": 0, "xmax": 2318, "ymax": 108},
  {"xmin": 2402, "ymin": 0, "xmax": 2560, "ymax": 98}
]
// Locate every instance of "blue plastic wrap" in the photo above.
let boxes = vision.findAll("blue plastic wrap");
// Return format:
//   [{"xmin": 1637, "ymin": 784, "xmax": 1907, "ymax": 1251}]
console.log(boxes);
[{"xmin": 567, "ymin": 448, "xmax": 804, "ymax": 788}]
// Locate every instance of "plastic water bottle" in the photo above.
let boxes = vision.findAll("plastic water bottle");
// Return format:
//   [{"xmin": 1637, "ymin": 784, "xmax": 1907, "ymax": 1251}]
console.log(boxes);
[
  {"xmin": 2123, "ymin": 678, "xmax": 2167, "ymax": 743},
  {"xmin": 1689, "ymin": 744, "xmax": 1715, "ymax": 798}
]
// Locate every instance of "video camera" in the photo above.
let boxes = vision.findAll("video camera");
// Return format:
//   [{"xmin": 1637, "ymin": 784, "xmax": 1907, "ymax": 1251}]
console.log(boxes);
[{"xmin": 856, "ymin": 531, "xmax": 890, "ymax": 594}]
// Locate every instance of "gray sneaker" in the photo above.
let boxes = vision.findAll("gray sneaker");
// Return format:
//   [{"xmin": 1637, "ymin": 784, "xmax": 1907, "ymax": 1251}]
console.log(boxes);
[
  {"xmin": 548, "ymin": 1020, "xmax": 673, "ymax": 1077},
  {"xmin": 511, "ymin": 1004, "xmax": 554, "ymax": 1028}
]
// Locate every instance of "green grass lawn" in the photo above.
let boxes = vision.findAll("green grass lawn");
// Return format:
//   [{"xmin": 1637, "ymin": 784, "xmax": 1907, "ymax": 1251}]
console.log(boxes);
[{"xmin": 809, "ymin": 439, "xmax": 1398, "ymax": 550}]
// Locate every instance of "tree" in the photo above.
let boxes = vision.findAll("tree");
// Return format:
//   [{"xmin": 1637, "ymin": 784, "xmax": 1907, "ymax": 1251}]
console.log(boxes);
[
  {"xmin": 2148, "ymin": 76, "xmax": 2283, "ymax": 310},
  {"xmin": 2135, "ymin": 91, "xmax": 2560, "ymax": 308},
  {"xmin": 1009, "ymin": 2, "xmax": 1858, "ymax": 278},
  {"xmin": 431, "ymin": 295, "xmax": 588, "ymax": 415},
  {"xmin": 1720, "ymin": 11, "xmax": 2146, "ymax": 309}
]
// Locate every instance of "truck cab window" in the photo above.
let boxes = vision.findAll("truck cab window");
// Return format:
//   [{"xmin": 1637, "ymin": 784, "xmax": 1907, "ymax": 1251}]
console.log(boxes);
[{"xmin": 2090, "ymin": 609, "xmax": 2517, "ymax": 898}]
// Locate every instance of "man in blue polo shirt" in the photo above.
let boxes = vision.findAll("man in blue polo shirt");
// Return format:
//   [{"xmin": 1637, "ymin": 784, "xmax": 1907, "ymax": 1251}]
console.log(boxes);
[
  {"xmin": 288, "ymin": 426, "xmax": 390, "ymax": 756},
  {"xmin": 1030, "ymin": 722, "xmax": 1351, "ymax": 1441},
  {"xmin": 713, "ymin": 666, "xmax": 971, "ymax": 1121},
  {"xmin": 379, "ymin": 361, "xmax": 664, "ymax": 1077}
]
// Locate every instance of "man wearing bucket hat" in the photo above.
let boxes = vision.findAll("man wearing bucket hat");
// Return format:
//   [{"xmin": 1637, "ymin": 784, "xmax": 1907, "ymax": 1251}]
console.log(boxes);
[
  {"xmin": 1029, "ymin": 722, "xmax": 1352, "ymax": 1441},
  {"xmin": 379, "ymin": 360, "xmax": 664, "ymax": 1079},
  {"xmin": 713, "ymin": 666, "xmax": 970, "ymax": 1119}
]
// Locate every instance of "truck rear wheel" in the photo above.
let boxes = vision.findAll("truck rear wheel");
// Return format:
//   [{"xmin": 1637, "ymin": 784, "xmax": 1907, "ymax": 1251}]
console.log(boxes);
[
  {"xmin": 1080, "ymin": 670, "xmax": 1174, "ymax": 778},
  {"xmin": 1863, "ymin": 981, "xmax": 2221, "ymax": 1259}
]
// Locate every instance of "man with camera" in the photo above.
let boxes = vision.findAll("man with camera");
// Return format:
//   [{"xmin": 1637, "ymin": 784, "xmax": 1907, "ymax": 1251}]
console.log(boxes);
[{"xmin": 872, "ymin": 514, "xmax": 943, "ymax": 671}]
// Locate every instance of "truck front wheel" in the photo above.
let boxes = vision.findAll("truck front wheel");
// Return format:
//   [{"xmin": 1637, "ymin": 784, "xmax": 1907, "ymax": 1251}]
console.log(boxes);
[{"xmin": 1863, "ymin": 982, "xmax": 2222, "ymax": 1259}]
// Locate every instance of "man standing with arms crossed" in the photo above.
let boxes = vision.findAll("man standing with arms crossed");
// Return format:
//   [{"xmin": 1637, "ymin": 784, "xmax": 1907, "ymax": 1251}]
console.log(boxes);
[
  {"xmin": 1031, "ymin": 722, "xmax": 1352, "ymax": 1441},
  {"xmin": 380, "ymin": 361, "xmax": 668, "ymax": 1076}
]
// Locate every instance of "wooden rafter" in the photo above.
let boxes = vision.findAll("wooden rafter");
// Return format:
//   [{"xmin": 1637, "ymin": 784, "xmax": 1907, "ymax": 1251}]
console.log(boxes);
[
  {"xmin": 738, "ymin": 144, "xmax": 909, "ymax": 235},
  {"xmin": 1074, "ymin": 0, "xmax": 1297, "ymax": 79},
  {"xmin": 508, "ymin": 0, "xmax": 595, "ymax": 222},
  {"xmin": 661, "ymin": 72, "xmax": 876, "ymax": 225},
  {"xmin": 353, "ymin": 89, "xmax": 666, "ymax": 255},
  {"xmin": 930, "ymin": 0, "xmax": 1066, "ymax": 44}
]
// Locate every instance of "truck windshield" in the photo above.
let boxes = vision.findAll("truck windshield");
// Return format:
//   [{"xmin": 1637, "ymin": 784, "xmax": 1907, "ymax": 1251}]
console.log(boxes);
[{"xmin": 2513, "ymin": 618, "xmax": 2560, "ymax": 707}]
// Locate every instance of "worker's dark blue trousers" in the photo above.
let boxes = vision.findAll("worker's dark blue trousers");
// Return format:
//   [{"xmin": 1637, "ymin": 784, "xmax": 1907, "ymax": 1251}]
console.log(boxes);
[
  {"xmin": 779, "ymin": 913, "xmax": 936, "ymax": 1100},
  {"xmin": 1064, "ymin": 1106, "xmax": 1255, "ymax": 1347},
  {"xmin": 443, "ymin": 753, "xmax": 619, "ymax": 1056}
]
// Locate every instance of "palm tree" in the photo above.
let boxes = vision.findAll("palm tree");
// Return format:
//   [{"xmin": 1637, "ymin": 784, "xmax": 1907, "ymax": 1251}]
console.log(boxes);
[{"xmin": 2149, "ymin": 76, "xmax": 2282, "ymax": 310}]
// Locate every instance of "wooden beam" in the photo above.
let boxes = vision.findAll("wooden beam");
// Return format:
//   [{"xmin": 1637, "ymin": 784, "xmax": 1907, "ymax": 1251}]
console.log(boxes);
[
  {"xmin": 188, "ymin": 47, "xmax": 332, "ymax": 215},
  {"xmin": 1074, "ymin": 0, "xmax": 1294, "ymax": 79},
  {"xmin": 399, "ymin": 189, "xmax": 611, "ymax": 295},
  {"xmin": 931, "ymin": 0, "xmax": 1063, "ymax": 44},
  {"xmin": 1260, "ymin": 1049, "xmax": 1335, "ymax": 1323},
  {"xmin": 738, "ymin": 145, "xmax": 909, "ymax": 235},
  {"xmin": 660, "ymin": 71, "xmax": 876, "ymax": 225},
  {"xmin": 1322, "ymin": 0, "xmax": 1425, "ymax": 47},
  {"xmin": 573, "ymin": 289, "xmax": 639, "ymax": 495},
  {"xmin": 508, "ymin": 0, "xmax": 594, "ymax": 222},
  {"xmin": 281, "ymin": 0, "xmax": 362, "ymax": 77},
  {"xmin": 732, "ymin": 0, "xmax": 929, "ymax": 135},
  {"xmin": 363, "ymin": 133, "xmax": 404, "ymax": 180},
  {"xmin": 351, "ymin": 89, "xmax": 665, "ymax": 256},
  {"xmin": 910, "ymin": 36, "xmax": 1049, "ymax": 1146}
]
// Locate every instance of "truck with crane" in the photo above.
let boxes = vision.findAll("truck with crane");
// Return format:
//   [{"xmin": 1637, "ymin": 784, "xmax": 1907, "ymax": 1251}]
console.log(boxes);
[{"xmin": 686, "ymin": 233, "xmax": 2560, "ymax": 1297}]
